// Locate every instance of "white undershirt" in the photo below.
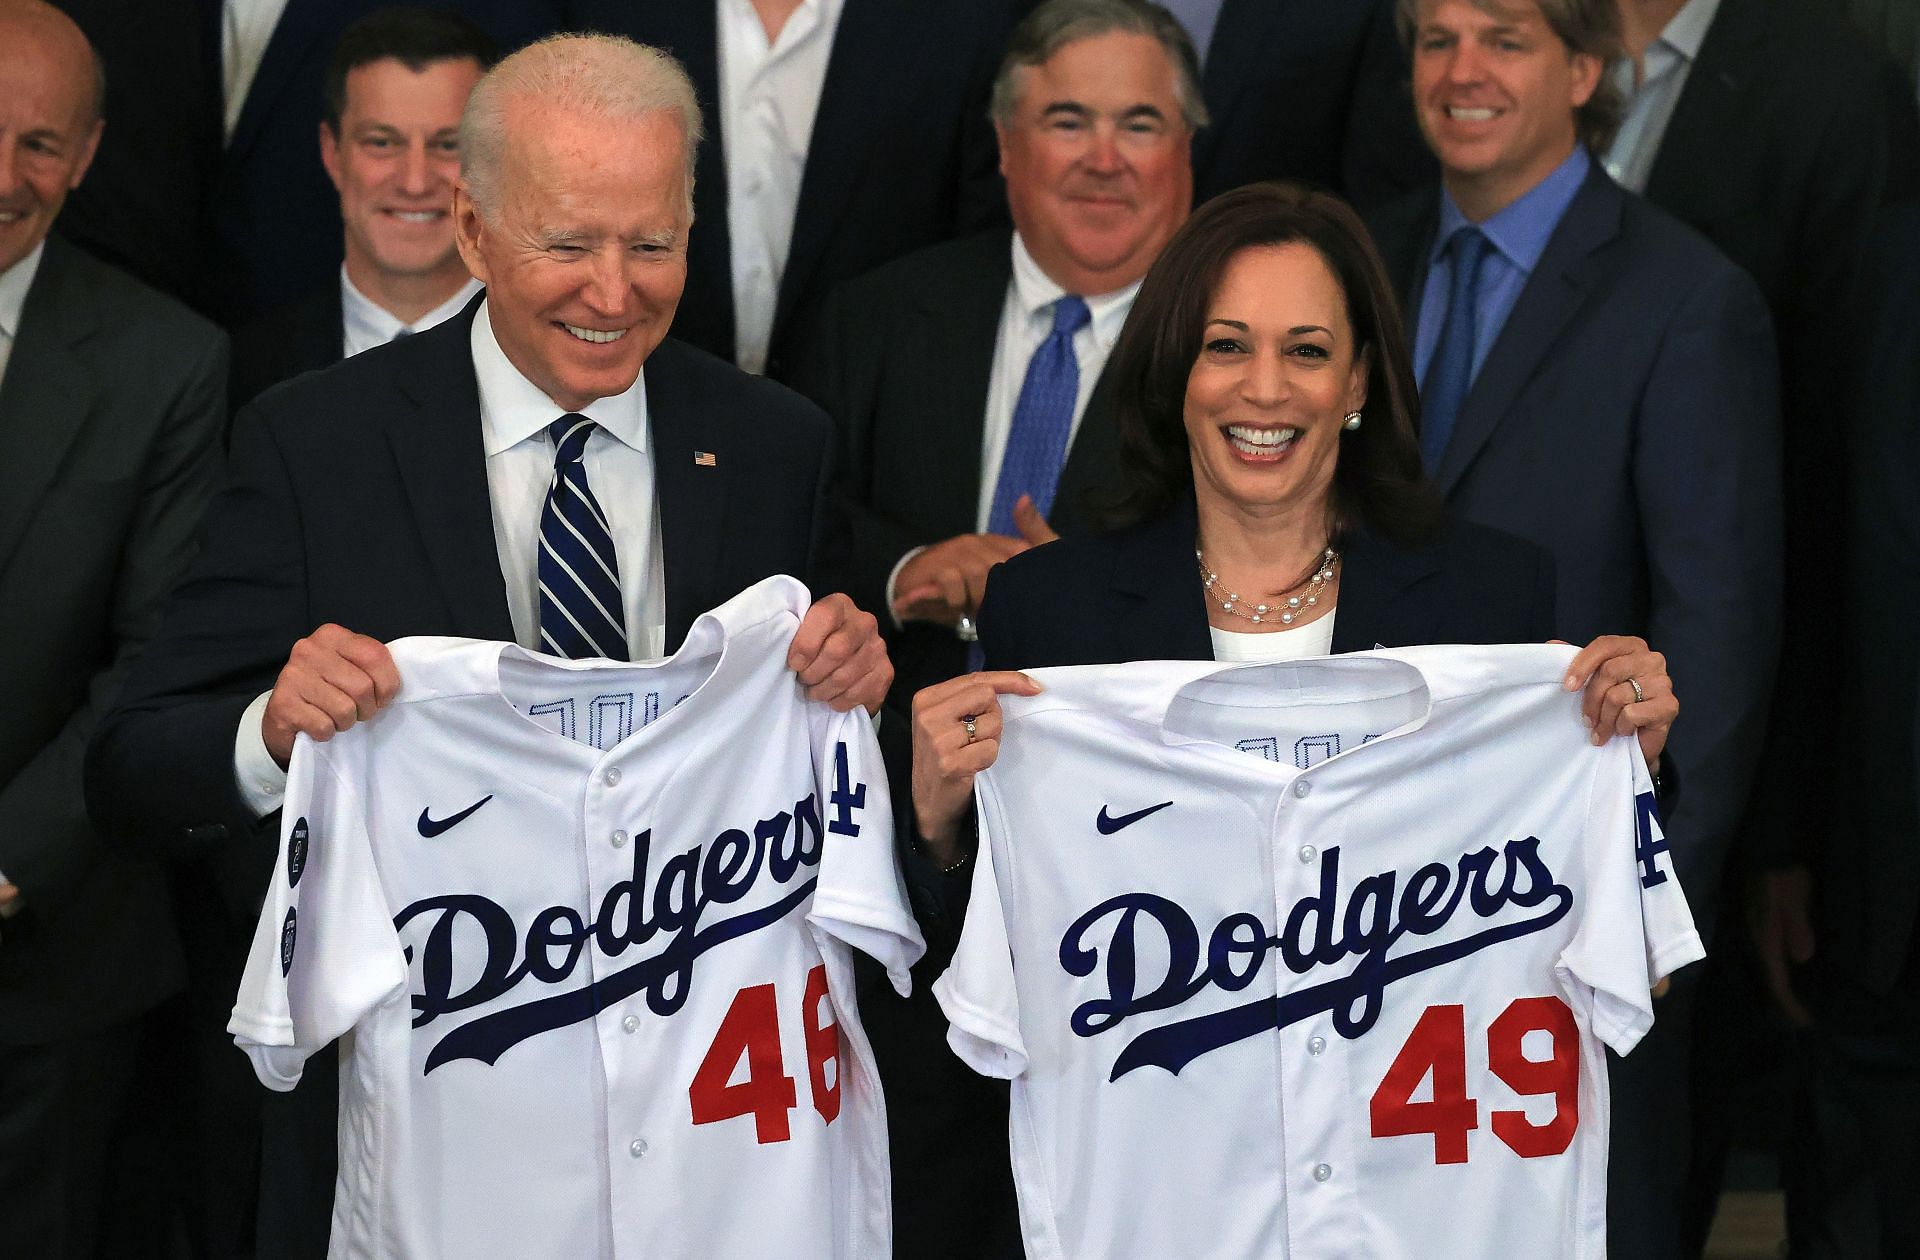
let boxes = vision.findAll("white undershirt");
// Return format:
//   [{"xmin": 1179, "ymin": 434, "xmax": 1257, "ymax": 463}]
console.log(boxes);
[
  {"xmin": 340, "ymin": 268, "xmax": 483, "ymax": 359},
  {"xmin": 221, "ymin": 0, "xmax": 292, "ymax": 141},
  {"xmin": 1208, "ymin": 612, "xmax": 1339, "ymax": 663},
  {"xmin": 233, "ymin": 298, "xmax": 667, "ymax": 815},
  {"xmin": 717, "ymin": 0, "xmax": 843, "ymax": 374}
]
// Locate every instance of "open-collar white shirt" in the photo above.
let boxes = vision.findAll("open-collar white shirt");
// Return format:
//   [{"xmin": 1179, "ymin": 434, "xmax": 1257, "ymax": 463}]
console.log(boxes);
[
  {"xmin": 340, "ymin": 267, "xmax": 483, "ymax": 359},
  {"xmin": 717, "ymin": 0, "xmax": 844, "ymax": 374}
]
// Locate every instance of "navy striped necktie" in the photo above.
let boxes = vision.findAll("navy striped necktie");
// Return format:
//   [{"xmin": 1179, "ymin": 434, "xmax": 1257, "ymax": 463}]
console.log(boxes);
[{"xmin": 537, "ymin": 414, "xmax": 628, "ymax": 660}]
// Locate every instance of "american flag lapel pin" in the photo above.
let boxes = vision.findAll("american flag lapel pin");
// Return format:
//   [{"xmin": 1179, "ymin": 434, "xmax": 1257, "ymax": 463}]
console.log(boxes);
[{"xmin": 693, "ymin": 450, "xmax": 718, "ymax": 467}]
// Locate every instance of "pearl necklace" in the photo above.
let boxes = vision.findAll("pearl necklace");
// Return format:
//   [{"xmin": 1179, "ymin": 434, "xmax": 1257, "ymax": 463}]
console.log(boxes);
[{"xmin": 1196, "ymin": 545, "xmax": 1339, "ymax": 625}]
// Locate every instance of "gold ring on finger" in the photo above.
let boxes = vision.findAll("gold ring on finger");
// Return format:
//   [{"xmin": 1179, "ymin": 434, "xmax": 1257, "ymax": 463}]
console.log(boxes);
[
  {"xmin": 961, "ymin": 714, "xmax": 979, "ymax": 745},
  {"xmin": 1627, "ymin": 677, "xmax": 1646, "ymax": 705}
]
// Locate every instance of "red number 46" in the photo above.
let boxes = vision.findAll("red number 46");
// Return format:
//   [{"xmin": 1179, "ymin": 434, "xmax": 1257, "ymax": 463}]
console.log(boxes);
[
  {"xmin": 689, "ymin": 964, "xmax": 841, "ymax": 1144},
  {"xmin": 1367, "ymin": 996, "xmax": 1579, "ymax": 1164}
]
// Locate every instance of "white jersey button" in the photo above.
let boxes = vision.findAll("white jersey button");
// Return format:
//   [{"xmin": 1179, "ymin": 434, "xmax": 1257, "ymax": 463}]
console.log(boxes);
[
  {"xmin": 629, "ymin": 1138, "xmax": 648, "ymax": 1158},
  {"xmin": 1298, "ymin": 845, "xmax": 1317, "ymax": 864},
  {"xmin": 1313, "ymin": 1163, "xmax": 1332, "ymax": 1182},
  {"xmin": 1308, "ymin": 1036, "xmax": 1327, "ymax": 1056},
  {"xmin": 603, "ymin": 767, "xmax": 622, "ymax": 787},
  {"xmin": 1293, "ymin": 779, "xmax": 1312, "ymax": 799},
  {"xmin": 611, "ymin": 829, "xmax": 628, "ymax": 849},
  {"xmin": 622, "ymin": 1014, "xmax": 640, "ymax": 1034}
]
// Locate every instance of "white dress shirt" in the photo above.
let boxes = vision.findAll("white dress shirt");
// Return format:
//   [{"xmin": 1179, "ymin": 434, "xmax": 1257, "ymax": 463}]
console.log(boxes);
[
  {"xmin": 221, "ymin": 0, "xmax": 292, "ymax": 141},
  {"xmin": 340, "ymin": 268, "xmax": 483, "ymax": 359},
  {"xmin": 717, "ymin": 0, "xmax": 844, "ymax": 374},
  {"xmin": 0, "ymin": 241, "xmax": 45, "ymax": 396},
  {"xmin": 234, "ymin": 299, "xmax": 667, "ymax": 815},
  {"xmin": 1602, "ymin": 0, "xmax": 1722, "ymax": 193}
]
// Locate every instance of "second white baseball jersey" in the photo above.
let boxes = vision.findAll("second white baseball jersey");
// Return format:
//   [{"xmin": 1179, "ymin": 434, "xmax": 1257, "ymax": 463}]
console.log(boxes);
[
  {"xmin": 230, "ymin": 576, "xmax": 923, "ymax": 1259},
  {"xmin": 934, "ymin": 644, "xmax": 1702, "ymax": 1260}
]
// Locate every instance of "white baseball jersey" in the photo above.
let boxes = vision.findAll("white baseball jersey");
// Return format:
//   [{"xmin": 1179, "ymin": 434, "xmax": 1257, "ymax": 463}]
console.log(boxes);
[
  {"xmin": 230, "ymin": 576, "xmax": 923, "ymax": 1259},
  {"xmin": 934, "ymin": 644, "xmax": 1702, "ymax": 1260}
]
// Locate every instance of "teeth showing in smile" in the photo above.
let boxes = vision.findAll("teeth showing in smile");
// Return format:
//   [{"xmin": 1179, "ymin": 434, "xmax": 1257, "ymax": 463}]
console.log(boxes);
[
  {"xmin": 389, "ymin": 210, "xmax": 442, "ymax": 223},
  {"xmin": 563, "ymin": 324, "xmax": 627, "ymax": 344},
  {"xmin": 1226, "ymin": 425, "xmax": 1300, "ymax": 456},
  {"xmin": 0, "ymin": 211, "xmax": 22, "ymax": 224},
  {"xmin": 1447, "ymin": 106, "xmax": 1496, "ymax": 121}
]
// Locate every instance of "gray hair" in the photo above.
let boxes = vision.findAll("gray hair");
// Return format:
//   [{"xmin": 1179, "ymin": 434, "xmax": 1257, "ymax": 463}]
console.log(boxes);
[
  {"xmin": 1394, "ymin": 0, "xmax": 1624, "ymax": 152},
  {"xmin": 459, "ymin": 32, "xmax": 705, "ymax": 221},
  {"xmin": 989, "ymin": 0, "xmax": 1209, "ymax": 133}
]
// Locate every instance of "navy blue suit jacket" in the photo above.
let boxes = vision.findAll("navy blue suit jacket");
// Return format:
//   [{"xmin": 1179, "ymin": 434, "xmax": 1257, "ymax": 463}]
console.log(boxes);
[
  {"xmin": 1191, "ymin": 0, "xmax": 1434, "ymax": 213},
  {"xmin": 86, "ymin": 298, "xmax": 832, "ymax": 900},
  {"xmin": 567, "ymin": 0, "xmax": 1023, "ymax": 379},
  {"xmin": 980, "ymin": 501, "xmax": 1556, "ymax": 671},
  {"xmin": 1368, "ymin": 165, "xmax": 1783, "ymax": 932}
]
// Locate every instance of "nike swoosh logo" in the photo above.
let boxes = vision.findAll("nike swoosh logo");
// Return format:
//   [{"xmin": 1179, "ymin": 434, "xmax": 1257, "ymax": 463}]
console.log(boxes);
[
  {"xmin": 417, "ymin": 795, "xmax": 494, "ymax": 837},
  {"xmin": 1096, "ymin": 800, "xmax": 1174, "ymax": 834}
]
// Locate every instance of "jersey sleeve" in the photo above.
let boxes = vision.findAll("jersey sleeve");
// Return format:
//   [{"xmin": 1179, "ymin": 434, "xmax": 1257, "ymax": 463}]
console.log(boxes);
[
  {"xmin": 807, "ymin": 705, "xmax": 925, "ymax": 993},
  {"xmin": 1556, "ymin": 743, "xmax": 1706, "ymax": 1056},
  {"xmin": 932, "ymin": 780, "xmax": 1029, "ymax": 1079},
  {"xmin": 227, "ymin": 734, "xmax": 409, "ymax": 1090}
]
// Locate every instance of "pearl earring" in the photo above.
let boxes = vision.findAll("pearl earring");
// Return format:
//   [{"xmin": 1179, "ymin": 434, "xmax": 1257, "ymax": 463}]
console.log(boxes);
[{"xmin": 1342, "ymin": 411, "xmax": 1363, "ymax": 431}]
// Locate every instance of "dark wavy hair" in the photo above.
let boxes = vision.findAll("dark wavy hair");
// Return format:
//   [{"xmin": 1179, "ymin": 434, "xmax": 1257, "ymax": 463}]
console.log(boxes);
[{"xmin": 1102, "ymin": 181, "xmax": 1443, "ymax": 547}]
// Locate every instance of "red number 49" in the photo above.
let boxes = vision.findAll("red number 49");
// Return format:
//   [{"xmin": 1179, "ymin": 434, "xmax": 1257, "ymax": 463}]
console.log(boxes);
[
  {"xmin": 689, "ymin": 964, "xmax": 841, "ymax": 1144},
  {"xmin": 1368, "ymin": 996, "xmax": 1579, "ymax": 1165}
]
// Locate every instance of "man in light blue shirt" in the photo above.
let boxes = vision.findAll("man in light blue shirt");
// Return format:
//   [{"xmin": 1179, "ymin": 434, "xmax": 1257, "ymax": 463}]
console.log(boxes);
[{"xmin": 1368, "ymin": 2, "xmax": 1782, "ymax": 1256}]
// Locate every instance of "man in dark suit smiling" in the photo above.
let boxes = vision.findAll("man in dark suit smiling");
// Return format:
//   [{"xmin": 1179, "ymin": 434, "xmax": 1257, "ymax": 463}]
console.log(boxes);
[
  {"xmin": 0, "ymin": 4, "xmax": 227, "ymax": 1253},
  {"xmin": 88, "ymin": 32, "xmax": 889, "ymax": 1258},
  {"xmin": 1366, "ymin": 0, "xmax": 1781, "ymax": 1253}
]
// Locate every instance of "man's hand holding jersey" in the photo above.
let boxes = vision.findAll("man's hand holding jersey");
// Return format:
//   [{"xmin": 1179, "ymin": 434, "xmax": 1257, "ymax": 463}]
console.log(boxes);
[{"xmin": 261, "ymin": 597, "xmax": 894, "ymax": 769}]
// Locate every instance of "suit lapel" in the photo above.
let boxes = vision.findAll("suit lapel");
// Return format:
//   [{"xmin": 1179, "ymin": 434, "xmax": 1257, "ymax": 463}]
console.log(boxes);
[
  {"xmin": 1328, "ymin": 527, "xmax": 1442, "ymax": 653},
  {"xmin": 0, "ymin": 242, "xmax": 98, "ymax": 577},
  {"xmin": 226, "ymin": 0, "xmax": 322, "ymax": 161},
  {"xmin": 386, "ymin": 303, "xmax": 515, "ymax": 641},
  {"xmin": 1435, "ymin": 169, "xmax": 1619, "ymax": 495},
  {"xmin": 776, "ymin": 0, "xmax": 907, "ymax": 335},
  {"xmin": 1108, "ymin": 502, "xmax": 1215, "ymax": 662},
  {"xmin": 642, "ymin": 342, "xmax": 727, "ymax": 648},
  {"xmin": 912, "ymin": 237, "xmax": 1015, "ymax": 535},
  {"xmin": 661, "ymin": 2, "xmax": 735, "ymax": 358},
  {"xmin": 1643, "ymin": 0, "xmax": 1766, "ymax": 225},
  {"xmin": 1055, "ymin": 361, "xmax": 1123, "ymax": 535}
]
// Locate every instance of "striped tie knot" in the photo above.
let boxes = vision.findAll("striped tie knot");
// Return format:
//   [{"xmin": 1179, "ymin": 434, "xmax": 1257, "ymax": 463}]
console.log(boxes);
[
  {"xmin": 548, "ymin": 414, "xmax": 596, "ymax": 466},
  {"xmin": 537, "ymin": 412, "xmax": 626, "ymax": 660}
]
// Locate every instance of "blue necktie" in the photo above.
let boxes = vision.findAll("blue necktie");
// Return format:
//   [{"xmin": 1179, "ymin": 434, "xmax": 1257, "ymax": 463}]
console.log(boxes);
[
  {"xmin": 987, "ymin": 294, "xmax": 1091, "ymax": 537},
  {"xmin": 1419, "ymin": 226, "xmax": 1492, "ymax": 473},
  {"xmin": 538, "ymin": 415, "xmax": 628, "ymax": 660}
]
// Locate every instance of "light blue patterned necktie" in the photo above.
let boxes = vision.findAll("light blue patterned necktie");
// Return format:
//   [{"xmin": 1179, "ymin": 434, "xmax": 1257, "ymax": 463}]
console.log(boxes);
[{"xmin": 537, "ymin": 415, "xmax": 628, "ymax": 660}]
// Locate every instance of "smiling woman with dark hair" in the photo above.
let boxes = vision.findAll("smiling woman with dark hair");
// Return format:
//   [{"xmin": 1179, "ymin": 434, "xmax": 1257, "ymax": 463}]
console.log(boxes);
[{"xmin": 909, "ymin": 180, "xmax": 1679, "ymax": 865}]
